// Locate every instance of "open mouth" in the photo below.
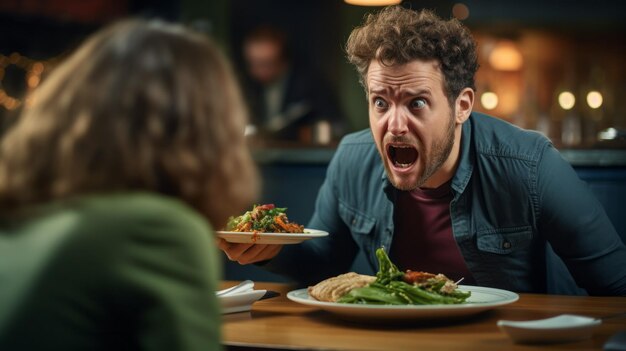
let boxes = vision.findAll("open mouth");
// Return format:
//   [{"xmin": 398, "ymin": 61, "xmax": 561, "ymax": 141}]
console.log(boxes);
[{"xmin": 387, "ymin": 144, "xmax": 418, "ymax": 169}]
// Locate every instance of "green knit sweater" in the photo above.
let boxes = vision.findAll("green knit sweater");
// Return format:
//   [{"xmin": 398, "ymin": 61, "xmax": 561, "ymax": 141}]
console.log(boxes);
[{"xmin": 0, "ymin": 192, "xmax": 222, "ymax": 350}]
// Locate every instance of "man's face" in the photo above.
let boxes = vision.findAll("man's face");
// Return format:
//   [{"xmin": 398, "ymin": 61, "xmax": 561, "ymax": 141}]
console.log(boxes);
[
  {"xmin": 367, "ymin": 59, "xmax": 461, "ymax": 190},
  {"xmin": 243, "ymin": 39, "xmax": 286, "ymax": 85}
]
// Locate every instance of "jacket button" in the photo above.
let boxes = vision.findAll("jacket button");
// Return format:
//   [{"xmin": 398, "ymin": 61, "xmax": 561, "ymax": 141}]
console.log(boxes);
[{"xmin": 502, "ymin": 240, "xmax": 512, "ymax": 249}]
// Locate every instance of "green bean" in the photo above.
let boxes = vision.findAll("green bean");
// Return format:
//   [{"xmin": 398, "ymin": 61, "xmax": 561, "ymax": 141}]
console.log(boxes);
[
  {"xmin": 339, "ymin": 248, "xmax": 472, "ymax": 305},
  {"xmin": 375, "ymin": 248, "xmax": 404, "ymax": 285},
  {"xmin": 388, "ymin": 281, "xmax": 467, "ymax": 304},
  {"xmin": 338, "ymin": 285, "xmax": 407, "ymax": 305}
]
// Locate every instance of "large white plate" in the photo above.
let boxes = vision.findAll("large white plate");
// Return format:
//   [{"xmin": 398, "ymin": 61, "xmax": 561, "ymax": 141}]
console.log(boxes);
[
  {"xmin": 216, "ymin": 228, "xmax": 328, "ymax": 244},
  {"xmin": 287, "ymin": 285, "xmax": 519, "ymax": 321}
]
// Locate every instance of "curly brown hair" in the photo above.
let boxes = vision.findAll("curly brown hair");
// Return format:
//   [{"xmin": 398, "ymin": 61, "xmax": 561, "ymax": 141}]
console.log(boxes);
[
  {"xmin": 0, "ymin": 19, "xmax": 258, "ymax": 227},
  {"xmin": 346, "ymin": 6, "xmax": 478, "ymax": 104}
]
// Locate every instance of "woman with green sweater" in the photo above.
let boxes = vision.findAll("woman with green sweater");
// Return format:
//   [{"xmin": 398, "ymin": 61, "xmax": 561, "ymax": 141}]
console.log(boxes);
[{"xmin": 0, "ymin": 19, "xmax": 257, "ymax": 350}]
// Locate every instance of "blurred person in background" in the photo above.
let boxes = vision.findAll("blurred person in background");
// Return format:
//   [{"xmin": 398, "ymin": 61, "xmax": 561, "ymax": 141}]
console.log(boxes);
[
  {"xmin": 219, "ymin": 6, "xmax": 626, "ymax": 296},
  {"xmin": 0, "ymin": 18, "xmax": 257, "ymax": 350},
  {"xmin": 241, "ymin": 25, "xmax": 345, "ymax": 144}
]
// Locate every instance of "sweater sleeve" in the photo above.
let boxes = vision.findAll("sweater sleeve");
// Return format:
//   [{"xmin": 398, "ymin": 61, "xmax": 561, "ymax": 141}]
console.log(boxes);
[{"xmin": 0, "ymin": 194, "xmax": 223, "ymax": 351}]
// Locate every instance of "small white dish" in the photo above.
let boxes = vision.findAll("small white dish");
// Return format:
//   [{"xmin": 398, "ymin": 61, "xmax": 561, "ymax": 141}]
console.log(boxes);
[
  {"xmin": 216, "ymin": 280, "xmax": 254, "ymax": 297},
  {"xmin": 218, "ymin": 289, "xmax": 266, "ymax": 314},
  {"xmin": 497, "ymin": 314, "xmax": 601, "ymax": 344},
  {"xmin": 217, "ymin": 281, "xmax": 266, "ymax": 314}
]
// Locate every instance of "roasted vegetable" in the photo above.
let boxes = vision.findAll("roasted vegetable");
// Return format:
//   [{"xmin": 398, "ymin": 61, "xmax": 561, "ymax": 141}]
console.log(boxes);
[{"xmin": 337, "ymin": 248, "xmax": 471, "ymax": 305}]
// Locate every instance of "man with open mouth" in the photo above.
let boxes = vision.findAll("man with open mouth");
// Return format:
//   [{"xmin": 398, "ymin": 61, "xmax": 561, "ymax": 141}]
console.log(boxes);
[{"xmin": 218, "ymin": 6, "xmax": 626, "ymax": 296}]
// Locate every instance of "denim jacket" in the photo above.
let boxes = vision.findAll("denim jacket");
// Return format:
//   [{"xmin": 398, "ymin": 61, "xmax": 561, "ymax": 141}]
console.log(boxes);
[{"xmin": 266, "ymin": 112, "xmax": 626, "ymax": 295}]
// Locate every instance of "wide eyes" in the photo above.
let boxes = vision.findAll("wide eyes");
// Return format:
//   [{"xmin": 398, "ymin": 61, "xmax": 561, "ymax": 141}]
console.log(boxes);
[
  {"xmin": 372, "ymin": 97, "xmax": 427, "ymax": 111},
  {"xmin": 411, "ymin": 98, "xmax": 426, "ymax": 109},
  {"xmin": 374, "ymin": 97, "xmax": 388, "ymax": 109}
]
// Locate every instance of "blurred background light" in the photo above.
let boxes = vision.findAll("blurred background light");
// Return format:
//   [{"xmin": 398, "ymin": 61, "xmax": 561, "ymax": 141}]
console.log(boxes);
[
  {"xmin": 598, "ymin": 127, "xmax": 618, "ymax": 140},
  {"xmin": 558, "ymin": 91, "xmax": 576, "ymax": 110},
  {"xmin": 27, "ymin": 75, "xmax": 40, "ymax": 89},
  {"xmin": 481, "ymin": 91, "xmax": 498, "ymax": 110},
  {"xmin": 344, "ymin": 0, "xmax": 401, "ymax": 5},
  {"xmin": 32, "ymin": 62, "xmax": 44, "ymax": 74},
  {"xmin": 452, "ymin": 3, "xmax": 470, "ymax": 20},
  {"xmin": 586, "ymin": 91, "xmax": 603, "ymax": 109},
  {"xmin": 488, "ymin": 40, "xmax": 523, "ymax": 71}
]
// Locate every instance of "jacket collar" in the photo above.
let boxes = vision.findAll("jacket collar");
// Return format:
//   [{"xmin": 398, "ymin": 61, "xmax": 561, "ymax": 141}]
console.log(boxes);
[
  {"xmin": 451, "ymin": 113, "xmax": 475, "ymax": 198},
  {"xmin": 380, "ymin": 163, "xmax": 397, "ymax": 200}
]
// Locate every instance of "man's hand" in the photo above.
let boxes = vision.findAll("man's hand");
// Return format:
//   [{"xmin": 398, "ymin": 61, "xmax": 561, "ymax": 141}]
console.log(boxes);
[{"xmin": 216, "ymin": 238, "xmax": 283, "ymax": 265}]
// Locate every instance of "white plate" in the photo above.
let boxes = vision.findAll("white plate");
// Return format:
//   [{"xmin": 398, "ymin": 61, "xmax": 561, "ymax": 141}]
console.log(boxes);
[
  {"xmin": 497, "ymin": 314, "xmax": 601, "ymax": 344},
  {"xmin": 216, "ymin": 228, "xmax": 328, "ymax": 244},
  {"xmin": 218, "ymin": 289, "xmax": 266, "ymax": 314},
  {"xmin": 287, "ymin": 285, "xmax": 519, "ymax": 321}
]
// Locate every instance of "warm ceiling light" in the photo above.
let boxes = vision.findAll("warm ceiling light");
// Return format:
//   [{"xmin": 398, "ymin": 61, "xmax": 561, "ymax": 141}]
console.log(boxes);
[
  {"xmin": 344, "ymin": 0, "xmax": 402, "ymax": 6},
  {"xmin": 586, "ymin": 91, "xmax": 603, "ymax": 109},
  {"xmin": 452, "ymin": 3, "xmax": 470, "ymax": 20},
  {"xmin": 558, "ymin": 91, "xmax": 575, "ymax": 110},
  {"xmin": 488, "ymin": 40, "xmax": 523, "ymax": 71},
  {"xmin": 481, "ymin": 92, "xmax": 498, "ymax": 110}
]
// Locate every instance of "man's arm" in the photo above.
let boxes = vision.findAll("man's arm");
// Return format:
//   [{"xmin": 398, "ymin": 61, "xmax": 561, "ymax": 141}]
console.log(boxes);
[{"xmin": 537, "ymin": 144, "xmax": 626, "ymax": 295}]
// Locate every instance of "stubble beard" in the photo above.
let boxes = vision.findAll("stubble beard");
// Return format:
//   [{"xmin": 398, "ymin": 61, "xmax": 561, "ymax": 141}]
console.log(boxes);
[{"xmin": 384, "ymin": 111, "xmax": 456, "ymax": 191}]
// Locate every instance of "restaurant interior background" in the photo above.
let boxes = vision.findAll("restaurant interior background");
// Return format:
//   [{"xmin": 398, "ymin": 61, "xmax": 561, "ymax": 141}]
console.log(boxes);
[
  {"xmin": 2, "ymin": 0, "xmax": 626, "ymax": 146},
  {"xmin": 1, "ymin": 0, "xmax": 625, "ymax": 282}
]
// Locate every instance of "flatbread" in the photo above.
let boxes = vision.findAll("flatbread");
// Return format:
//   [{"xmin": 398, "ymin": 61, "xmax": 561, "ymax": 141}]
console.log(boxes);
[{"xmin": 308, "ymin": 272, "xmax": 376, "ymax": 302}]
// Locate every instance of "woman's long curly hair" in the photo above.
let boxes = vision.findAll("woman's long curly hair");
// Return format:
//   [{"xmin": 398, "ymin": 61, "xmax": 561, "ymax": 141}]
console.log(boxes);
[
  {"xmin": 0, "ymin": 19, "xmax": 258, "ymax": 227},
  {"xmin": 346, "ymin": 6, "xmax": 479, "ymax": 104}
]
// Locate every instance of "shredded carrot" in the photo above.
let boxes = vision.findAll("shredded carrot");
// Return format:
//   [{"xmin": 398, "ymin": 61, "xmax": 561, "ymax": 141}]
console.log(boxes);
[
  {"xmin": 274, "ymin": 216, "xmax": 290, "ymax": 231},
  {"xmin": 241, "ymin": 222, "xmax": 252, "ymax": 232}
]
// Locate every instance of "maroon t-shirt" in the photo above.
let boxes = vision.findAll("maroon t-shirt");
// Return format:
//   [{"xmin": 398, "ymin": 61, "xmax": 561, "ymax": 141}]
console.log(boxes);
[{"xmin": 390, "ymin": 180, "xmax": 475, "ymax": 284}]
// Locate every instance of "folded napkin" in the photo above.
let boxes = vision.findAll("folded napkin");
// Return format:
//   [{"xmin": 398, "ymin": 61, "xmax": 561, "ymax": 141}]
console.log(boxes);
[{"xmin": 217, "ymin": 281, "xmax": 266, "ymax": 314}]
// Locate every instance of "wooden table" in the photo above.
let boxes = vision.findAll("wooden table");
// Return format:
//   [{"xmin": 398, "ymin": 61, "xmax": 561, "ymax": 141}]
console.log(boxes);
[{"xmin": 220, "ymin": 281, "xmax": 626, "ymax": 350}]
